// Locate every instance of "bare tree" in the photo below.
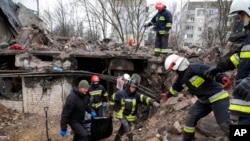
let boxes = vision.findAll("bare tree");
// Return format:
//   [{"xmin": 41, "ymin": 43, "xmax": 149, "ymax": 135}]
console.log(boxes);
[
  {"xmin": 76, "ymin": 0, "xmax": 149, "ymax": 44},
  {"xmin": 215, "ymin": 0, "xmax": 232, "ymax": 47},
  {"xmin": 168, "ymin": 2, "xmax": 179, "ymax": 50}
]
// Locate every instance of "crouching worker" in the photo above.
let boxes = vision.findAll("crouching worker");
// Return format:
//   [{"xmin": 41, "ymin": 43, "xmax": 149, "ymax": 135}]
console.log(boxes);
[
  {"xmin": 110, "ymin": 79, "xmax": 160, "ymax": 141},
  {"xmin": 60, "ymin": 80, "xmax": 96, "ymax": 141},
  {"xmin": 162, "ymin": 54, "xmax": 231, "ymax": 141}
]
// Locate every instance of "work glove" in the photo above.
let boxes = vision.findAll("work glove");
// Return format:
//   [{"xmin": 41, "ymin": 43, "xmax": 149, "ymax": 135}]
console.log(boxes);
[
  {"xmin": 153, "ymin": 101, "xmax": 160, "ymax": 108},
  {"xmin": 222, "ymin": 77, "xmax": 232, "ymax": 90},
  {"xmin": 204, "ymin": 66, "xmax": 220, "ymax": 79},
  {"xmin": 91, "ymin": 111, "xmax": 97, "ymax": 118},
  {"xmin": 60, "ymin": 130, "xmax": 67, "ymax": 137},
  {"xmin": 160, "ymin": 93, "xmax": 168, "ymax": 103},
  {"xmin": 102, "ymin": 102, "xmax": 107, "ymax": 110}
]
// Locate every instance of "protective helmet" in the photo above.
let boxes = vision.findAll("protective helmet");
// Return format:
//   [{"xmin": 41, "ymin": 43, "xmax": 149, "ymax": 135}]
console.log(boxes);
[
  {"xmin": 91, "ymin": 75, "xmax": 100, "ymax": 83},
  {"xmin": 155, "ymin": 2, "xmax": 164, "ymax": 11},
  {"xmin": 164, "ymin": 54, "xmax": 190, "ymax": 71},
  {"xmin": 122, "ymin": 73, "xmax": 131, "ymax": 81},
  {"xmin": 229, "ymin": 0, "xmax": 250, "ymax": 16},
  {"xmin": 129, "ymin": 80, "xmax": 138, "ymax": 88}
]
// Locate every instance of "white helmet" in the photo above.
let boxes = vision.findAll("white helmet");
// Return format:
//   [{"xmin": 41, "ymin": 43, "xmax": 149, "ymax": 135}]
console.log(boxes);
[
  {"xmin": 122, "ymin": 73, "xmax": 131, "ymax": 81},
  {"xmin": 229, "ymin": 0, "xmax": 250, "ymax": 16},
  {"xmin": 164, "ymin": 54, "xmax": 190, "ymax": 71}
]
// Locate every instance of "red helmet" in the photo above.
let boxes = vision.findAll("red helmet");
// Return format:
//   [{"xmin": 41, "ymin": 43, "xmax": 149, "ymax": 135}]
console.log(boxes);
[
  {"xmin": 155, "ymin": 2, "xmax": 164, "ymax": 10},
  {"xmin": 91, "ymin": 75, "xmax": 100, "ymax": 83}
]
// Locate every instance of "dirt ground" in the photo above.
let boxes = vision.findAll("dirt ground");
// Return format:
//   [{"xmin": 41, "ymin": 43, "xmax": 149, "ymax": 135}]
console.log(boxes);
[{"xmin": 0, "ymin": 98, "xmax": 229, "ymax": 141}]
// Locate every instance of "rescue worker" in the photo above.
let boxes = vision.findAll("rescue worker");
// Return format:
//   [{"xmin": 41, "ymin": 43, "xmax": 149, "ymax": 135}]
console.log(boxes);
[
  {"xmin": 110, "ymin": 79, "xmax": 160, "ymax": 141},
  {"xmin": 204, "ymin": 0, "xmax": 250, "ymax": 125},
  {"xmin": 163, "ymin": 54, "xmax": 231, "ymax": 141},
  {"xmin": 144, "ymin": 2, "xmax": 172, "ymax": 56},
  {"xmin": 60, "ymin": 80, "xmax": 96, "ymax": 141},
  {"xmin": 122, "ymin": 73, "xmax": 131, "ymax": 89},
  {"xmin": 88, "ymin": 75, "xmax": 109, "ymax": 117},
  {"xmin": 116, "ymin": 73, "xmax": 131, "ymax": 90}
]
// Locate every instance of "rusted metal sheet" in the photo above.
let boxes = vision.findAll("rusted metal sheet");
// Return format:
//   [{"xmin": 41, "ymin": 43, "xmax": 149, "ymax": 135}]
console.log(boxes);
[{"xmin": 109, "ymin": 58, "xmax": 134, "ymax": 71}]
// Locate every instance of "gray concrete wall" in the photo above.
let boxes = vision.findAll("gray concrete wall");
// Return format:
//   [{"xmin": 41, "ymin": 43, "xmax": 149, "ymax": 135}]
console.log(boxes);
[
  {"xmin": 0, "ymin": 100, "xmax": 23, "ymax": 112},
  {"xmin": 25, "ymin": 80, "xmax": 72, "ymax": 116},
  {"xmin": 1, "ymin": 77, "xmax": 72, "ymax": 116}
]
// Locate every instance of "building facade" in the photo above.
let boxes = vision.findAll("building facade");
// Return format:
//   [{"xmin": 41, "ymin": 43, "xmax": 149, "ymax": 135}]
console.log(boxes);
[{"xmin": 179, "ymin": 0, "xmax": 232, "ymax": 48}]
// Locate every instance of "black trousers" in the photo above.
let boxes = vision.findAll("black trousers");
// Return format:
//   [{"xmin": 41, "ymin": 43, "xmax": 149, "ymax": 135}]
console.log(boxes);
[
  {"xmin": 69, "ymin": 122, "xmax": 89, "ymax": 141},
  {"xmin": 183, "ymin": 98, "xmax": 230, "ymax": 141},
  {"xmin": 154, "ymin": 33, "xmax": 169, "ymax": 54},
  {"xmin": 115, "ymin": 118, "xmax": 138, "ymax": 141}
]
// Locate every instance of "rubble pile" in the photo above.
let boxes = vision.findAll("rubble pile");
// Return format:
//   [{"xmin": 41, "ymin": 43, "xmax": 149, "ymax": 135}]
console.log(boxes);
[
  {"xmin": 139, "ymin": 94, "xmax": 229, "ymax": 141},
  {"xmin": 0, "ymin": 104, "xmax": 23, "ymax": 137}
]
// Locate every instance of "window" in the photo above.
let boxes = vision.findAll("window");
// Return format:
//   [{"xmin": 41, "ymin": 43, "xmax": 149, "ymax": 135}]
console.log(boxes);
[
  {"xmin": 208, "ymin": 27, "xmax": 212, "ymax": 32},
  {"xmin": 197, "ymin": 9, "xmax": 204, "ymax": 16},
  {"xmin": 190, "ymin": 17, "xmax": 195, "ymax": 22},
  {"xmin": 186, "ymin": 26, "xmax": 194, "ymax": 30},
  {"xmin": 197, "ymin": 34, "xmax": 202, "ymax": 40},
  {"xmin": 184, "ymin": 43, "xmax": 191, "ymax": 46},
  {"xmin": 198, "ymin": 27, "xmax": 202, "ymax": 31},
  {"xmin": 187, "ymin": 34, "xmax": 193, "ymax": 39}
]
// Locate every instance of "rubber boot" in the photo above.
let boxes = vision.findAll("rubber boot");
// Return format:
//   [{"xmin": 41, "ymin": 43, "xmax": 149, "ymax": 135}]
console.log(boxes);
[
  {"xmin": 114, "ymin": 134, "xmax": 121, "ymax": 141},
  {"xmin": 127, "ymin": 133, "xmax": 134, "ymax": 141}
]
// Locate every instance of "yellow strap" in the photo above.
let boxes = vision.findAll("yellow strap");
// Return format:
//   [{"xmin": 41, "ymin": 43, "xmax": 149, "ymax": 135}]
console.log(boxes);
[
  {"xmin": 190, "ymin": 76, "xmax": 205, "ymax": 88},
  {"xmin": 103, "ymin": 92, "xmax": 109, "ymax": 97},
  {"xmin": 125, "ymin": 115, "xmax": 137, "ymax": 122},
  {"xmin": 183, "ymin": 126, "xmax": 195, "ymax": 133},
  {"xmin": 166, "ymin": 23, "xmax": 172, "ymax": 28},
  {"xmin": 159, "ymin": 16, "xmax": 165, "ymax": 21},
  {"xmin": 230, "ymin": 54, "xmax": 239, "ymax": 68},
  {"xmin": 169, "ymin": 87, "xmax": 177, "ymax": 96},
  {"xmin": 240, "ymin": 52, "xmax": 250, "ymax": 58},
  {"xmin": 161, "ymin": 49, "xmax": 168, "ymax": 53},
  {"xmin": 91, "ymin": 102, "xmax": 102, "ymax": 108},
  {"xmin": 131, "ymin": 99, "xmax": 136, "ymax": 115},
  {"xmin": 154, "ymin": 48, "xmax": 161, "ymax": 53},
  {"xmin": 89, "ymin": 90, "xmax": 102, "ymax": 96},
  {"xmin": 116, "ymin": 100, "xmax": 125, "ymax": 118},
  {"xmin": 209, "ymin": 92, "xmax": 229, "ymax": 103},
  {"xmin": 229, "ymin": 104, "xmax": 250, "ymax": 114}
]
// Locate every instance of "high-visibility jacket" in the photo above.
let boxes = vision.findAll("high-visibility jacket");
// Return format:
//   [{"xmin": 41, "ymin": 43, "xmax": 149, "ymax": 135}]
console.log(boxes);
[
  {"xmin": 149, "ymin": 8, "xmax": 172, "ymax": 35},
  {"xmin": 88, "ymin": 84, "xmax": 109, "ymax": 109},
  {"xmin": 110, "ymin": 88, "xmax": 155, "ymax": 122},
  {"xmin": 167, "ymin": 63, "xmax": 229, "ymax": 103},
  {"xmin": 212, "ymin": 25, "xmax": 250, "ymax": 117},
  {"xmin": 229, "ymin": 77, "xmax": 250, "ymax": 117}
]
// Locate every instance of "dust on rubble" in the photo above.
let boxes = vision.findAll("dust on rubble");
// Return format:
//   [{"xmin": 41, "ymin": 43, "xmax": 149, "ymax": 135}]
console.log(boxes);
[{"xmin": 0, "ymin": 100, "xmax": 230, "ymax": 141}]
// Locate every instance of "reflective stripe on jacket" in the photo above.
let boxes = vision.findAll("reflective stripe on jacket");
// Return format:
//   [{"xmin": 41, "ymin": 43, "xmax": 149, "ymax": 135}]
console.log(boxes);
[
  {"xmin": 167, "ymin": 63, "xmax": 228, "ymax": 102},
  {"xmin": 88, "ymin": 84, "xmax": 109, "ymax": 109},
  {"xmin": 111, "ymin": 89, "xmax": 155, "ymax": 122},
  {"xmin": 229, "ymin": 77, "xmax": 250, "ymax": 117},
  {"xmin": 150, "ymin": 8, "xmax": 172, "ymax": 35}
]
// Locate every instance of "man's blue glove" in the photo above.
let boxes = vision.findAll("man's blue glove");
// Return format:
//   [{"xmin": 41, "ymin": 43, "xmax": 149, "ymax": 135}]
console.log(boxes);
[
  {"xmin": 60, "ymin": 130, "xmax": 67, "ymax": 137},
  {"xmin": 91, "ymin": 111, "xmax": 97, "ymax": 118},
  {"xmin": 102, "ymin": 102, "xmax": 107, "ymax": 110}
]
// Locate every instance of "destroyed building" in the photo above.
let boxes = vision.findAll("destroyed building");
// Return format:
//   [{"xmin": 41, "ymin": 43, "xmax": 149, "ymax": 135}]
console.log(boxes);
[{"xmin": 0, "ymin": 0, "xmax": 173, "ymax": 116}]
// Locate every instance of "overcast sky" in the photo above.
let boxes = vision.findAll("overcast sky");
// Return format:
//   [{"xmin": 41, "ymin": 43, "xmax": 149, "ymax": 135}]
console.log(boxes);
[{"xmin": 14, "ymin": 0, "xmax": 180, "ymax": 13}]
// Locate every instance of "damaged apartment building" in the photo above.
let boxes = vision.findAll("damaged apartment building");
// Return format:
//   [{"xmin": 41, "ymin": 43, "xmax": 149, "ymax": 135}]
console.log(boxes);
[{"xmin": 0, "ymin": 0, "xmax": 169, "ymax": 116}]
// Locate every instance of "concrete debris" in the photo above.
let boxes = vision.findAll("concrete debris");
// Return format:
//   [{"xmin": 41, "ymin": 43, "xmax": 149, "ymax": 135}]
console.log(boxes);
[{"xmin": 172, "ymin": 121, "xmax": 182, "ymax": 134}]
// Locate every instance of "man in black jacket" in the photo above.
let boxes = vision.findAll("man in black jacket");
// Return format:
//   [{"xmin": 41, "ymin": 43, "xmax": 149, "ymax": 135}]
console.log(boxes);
[{"xmin": 60, "ymin": 80, "xmax": 96, "ymax": 141}]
